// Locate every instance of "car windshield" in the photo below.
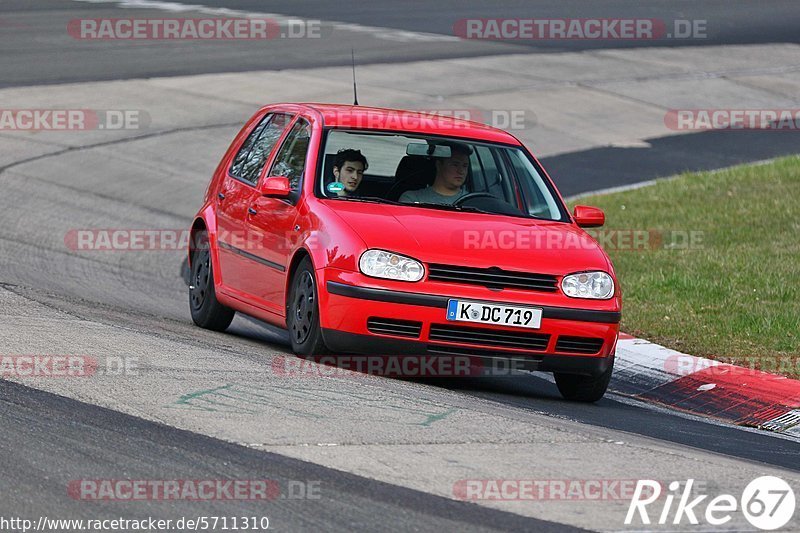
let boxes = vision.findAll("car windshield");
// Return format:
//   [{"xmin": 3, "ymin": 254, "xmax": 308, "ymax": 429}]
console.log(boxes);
[{"xmin": 318, "ymin": 130, "xmax": 567, "ymax": 221}]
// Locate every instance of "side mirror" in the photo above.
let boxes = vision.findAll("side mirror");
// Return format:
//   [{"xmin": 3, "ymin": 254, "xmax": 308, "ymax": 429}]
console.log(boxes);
[
  {"xmin": 258, "ymin": 176, "xmax": 291, "ymax": 198},
  {"xmin": 573, "ymin": 205, "xmax": 605, "ymax": 228}
]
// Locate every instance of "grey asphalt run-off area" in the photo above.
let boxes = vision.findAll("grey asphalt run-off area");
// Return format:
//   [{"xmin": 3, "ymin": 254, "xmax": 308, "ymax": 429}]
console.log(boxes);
[{"xmin": 1, "ymin": 1, "xmax": 799, "ymax": 531}]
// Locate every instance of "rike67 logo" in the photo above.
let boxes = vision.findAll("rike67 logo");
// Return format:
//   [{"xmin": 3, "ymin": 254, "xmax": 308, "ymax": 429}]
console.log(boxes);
[{"xmin": 626, "ymin": 477, "xmax": 795, "ymax": 530}]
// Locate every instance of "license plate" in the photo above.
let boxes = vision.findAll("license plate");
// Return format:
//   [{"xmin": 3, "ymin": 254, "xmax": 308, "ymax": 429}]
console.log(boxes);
[{"xmin": 446, "ymin": 299, "xmax": 542, "ymax": 329}]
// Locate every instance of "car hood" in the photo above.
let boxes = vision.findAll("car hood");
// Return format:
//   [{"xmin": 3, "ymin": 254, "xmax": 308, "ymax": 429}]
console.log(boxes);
[{"xmin": 325, "ymin": 201, "xmax": 611, "ymax": 275}]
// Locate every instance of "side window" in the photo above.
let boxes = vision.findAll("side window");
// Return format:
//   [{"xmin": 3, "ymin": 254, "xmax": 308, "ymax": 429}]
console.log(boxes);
[
  {"xmin": 477, "ymin": 146, "xmax": 515, "ymax": 203},
  {"xmin": 474, "ymin": 146, "xmax": 496, "ymax": 193},
  {"xmin": 269, "ymin": 118, "xmax": 312, "ymax": 192},
  {"xmin": 229, "ymin": 113, "xmax": 291, "ymax": 184},
  {"xmin": 469, "ymin": 150, "xmax": 486, "ymax": 192},
  {"xmin": 506, "ymin": 150, "xmax": 560, "ymax": 219}
]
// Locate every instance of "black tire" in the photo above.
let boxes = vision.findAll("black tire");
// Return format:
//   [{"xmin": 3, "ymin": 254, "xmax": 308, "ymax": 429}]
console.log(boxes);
[
  {"xmin": 554, "ymin": 358, "xmax": 614, "ymax": 402},
  {"xmin": 287, "ymin": 256, "xmax": 328, "ymax": 356},
  {"xmin": 189, "ymin": 240, "xmax": 235, "ymax": 332}
]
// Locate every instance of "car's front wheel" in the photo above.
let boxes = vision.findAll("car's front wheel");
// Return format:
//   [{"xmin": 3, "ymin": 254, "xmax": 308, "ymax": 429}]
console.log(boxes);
[
  {"xmin": 554, "ymin": 359, "xmax": 614, "ymax": 402},
  {"xmin": 287, "ymin": 256, "xmax": 328, "ymax": 355},
  {"xmin": 189, "ymin": 237, "xmax": 235, "ymax": 331}
]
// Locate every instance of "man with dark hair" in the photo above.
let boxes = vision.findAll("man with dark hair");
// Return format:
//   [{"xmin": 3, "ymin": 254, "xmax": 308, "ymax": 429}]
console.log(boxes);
[
  {"xmin": 332, "ymin": 148, "xmax": 368, "ymax": 196},
  {"xmin": 399, "ymin": 142, "xmax": 472, "ymax": 204}
]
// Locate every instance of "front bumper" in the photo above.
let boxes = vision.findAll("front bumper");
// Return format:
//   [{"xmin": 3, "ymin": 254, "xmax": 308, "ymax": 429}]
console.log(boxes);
[{"xmin": 317, "ymin": 270, "xmax": 620, "ymax": 377}]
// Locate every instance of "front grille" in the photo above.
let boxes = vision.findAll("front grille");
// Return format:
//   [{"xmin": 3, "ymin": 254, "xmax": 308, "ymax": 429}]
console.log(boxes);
[
  {"xmin": 428, "ymin": 323, "xmax": 550, "ymax": 351},
  {"xmin": 367, "ymin": 317, "xmax": 422, "ymax": 338},
  {"xmin": 555, "ymin": 336, "xmax": 604, "ymax": 354},
  {"xmin": 427, "ymin": 263, "xmax": 558, "ymax": 292},
  {"xmin": 427, "ymin": 343, "xmax": 545, "ymax": 362}
]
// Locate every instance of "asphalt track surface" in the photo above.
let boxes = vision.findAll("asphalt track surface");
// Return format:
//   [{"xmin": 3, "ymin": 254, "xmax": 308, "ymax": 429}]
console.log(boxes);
[
  {"xmin": 2, "ymin": 0, "xmax": 800, "ymax": 87},
  {"xmin": 4, "ymin": 1, "xmax": 799, "ymax": 194},
  {"xmin": 1, "ymin": 137, "xmax": 798, "ymax": 528},
  {"xmin": 546, "ymin": 130, "xmax": 800, "ymax": 197},
  {"xmin": 1, "ymin": 1, "xmax": 800, "ymax": 531},
  {"xmin": 0, "ymin": 379, "xmax": 577, "ymax": 532}
]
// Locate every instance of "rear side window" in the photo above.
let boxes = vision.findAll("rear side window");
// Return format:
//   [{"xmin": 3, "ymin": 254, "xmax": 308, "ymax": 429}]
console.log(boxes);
[
  {"xmin": 229, "ymin": 113, "xmax": 291, "ymax": 184},
  {"xmin": 269, "ymin": 118, "xmax": 312, "ymax": 193},
  {"xmin": 472, "ymin": 145, "xmax": 518, "ymax": 207}
]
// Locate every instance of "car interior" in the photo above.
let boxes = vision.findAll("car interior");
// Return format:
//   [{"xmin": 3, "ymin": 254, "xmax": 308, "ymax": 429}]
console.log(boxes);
[{"xmin": 319, "ymin": 130, "xmax": 563, "ymax": 221}]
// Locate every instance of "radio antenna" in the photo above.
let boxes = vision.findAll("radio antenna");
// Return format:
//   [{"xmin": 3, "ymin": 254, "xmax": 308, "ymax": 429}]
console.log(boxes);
[{"xmin": 351, "ymin": 49, "xmax": 359, "ymax": 106}]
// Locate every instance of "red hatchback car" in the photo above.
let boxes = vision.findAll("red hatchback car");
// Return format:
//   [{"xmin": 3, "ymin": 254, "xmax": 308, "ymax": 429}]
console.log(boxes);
[{"xmin": 188, "ymin": 103, "xmax": 621, "ymax": 401}]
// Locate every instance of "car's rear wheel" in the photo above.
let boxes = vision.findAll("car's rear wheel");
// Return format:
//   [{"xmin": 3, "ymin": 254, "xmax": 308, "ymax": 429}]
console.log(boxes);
[
  {"xmin": 287, "ymin": 256, "xmax": 328, "ymax": 356},
  {"xmin": 189, "ymin": 236, "xmax": 235, "ymax": 331},
  {"xmin": 554, "ymin": 359, "xmax": 614, "ymax": 402}
]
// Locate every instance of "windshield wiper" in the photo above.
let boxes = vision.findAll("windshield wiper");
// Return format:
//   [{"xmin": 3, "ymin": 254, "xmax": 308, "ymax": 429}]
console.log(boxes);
[
  {"xmin": 333, "ymin": 196, "xmax": 403, "ymax": 206},
  {"xmin": 406, "ymin": 202, "xmax": 494, "ymax": 215},
  {"xmin": 333, "ymin": 196, "xmax": 496, "ymax": 216}
]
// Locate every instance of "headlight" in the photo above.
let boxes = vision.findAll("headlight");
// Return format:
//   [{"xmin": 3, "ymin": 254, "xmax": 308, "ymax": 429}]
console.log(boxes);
[
  {"xmin": 561, "ymin": 271, "xmax": 614, "ymax": 299},
  {"xmin": 359, "ymin": 249, "xmax": 424, "ymax": 282}
]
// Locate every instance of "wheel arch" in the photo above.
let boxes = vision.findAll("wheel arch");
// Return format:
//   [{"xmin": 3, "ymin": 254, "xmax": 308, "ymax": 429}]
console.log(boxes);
[
  {"xmin": 284, "ymin": 247, "xmax": 314, "ymax": 323},
  {"xmin": 188, "ymin": 217, "xmax": 207, "ymax": 268},
  {"xmin": 188, "ymin": 205, "xmax": 219, "ymax": 265}
]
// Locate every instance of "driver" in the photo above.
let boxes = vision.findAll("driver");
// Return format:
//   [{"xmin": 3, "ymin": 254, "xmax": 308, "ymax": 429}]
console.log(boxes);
[
  {"xmin": 332, "ymin": 148, "xmax": 368, "ymax": 197},
  {"xmin": 399, "ymin": 142, "xmax": 472, "ymax": 204}
]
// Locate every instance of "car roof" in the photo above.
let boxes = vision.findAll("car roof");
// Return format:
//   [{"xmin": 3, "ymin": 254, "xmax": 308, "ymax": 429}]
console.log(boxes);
[{"xmin": 287, "ymin": 103, "xmax": 523, "ymax": 145}]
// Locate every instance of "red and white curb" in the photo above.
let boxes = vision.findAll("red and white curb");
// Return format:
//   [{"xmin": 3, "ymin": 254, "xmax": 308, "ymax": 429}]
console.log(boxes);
[{"xmin": 610, "ymin": 333, "xmax": 800, "ymax": 437}]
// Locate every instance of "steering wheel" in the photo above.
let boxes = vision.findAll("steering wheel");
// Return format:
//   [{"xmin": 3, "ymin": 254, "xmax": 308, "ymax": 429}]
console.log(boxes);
[{"xmin": 453, "ymin": 192, "xmax": 496, "ymax": 206}]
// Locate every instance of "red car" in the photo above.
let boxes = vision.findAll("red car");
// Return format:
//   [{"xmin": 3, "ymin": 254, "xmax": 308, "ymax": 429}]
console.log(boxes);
[{"xmin": 188, "ymin": 103, "xmax": 621, "ymax": 401}]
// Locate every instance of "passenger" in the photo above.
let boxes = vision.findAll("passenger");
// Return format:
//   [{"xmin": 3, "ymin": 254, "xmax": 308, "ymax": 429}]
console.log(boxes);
[
  {"xmin": 399, "ymin": 142, "xmax": 472, "ymax": 204},
  {"xmin": 331, "ymin": 148, "xmax": 368, "ymax": 197}
]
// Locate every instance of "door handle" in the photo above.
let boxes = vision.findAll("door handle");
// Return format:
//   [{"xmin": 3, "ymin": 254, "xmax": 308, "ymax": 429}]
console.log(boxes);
[
  {"xmin": 217, "ymin": 193, "xmax": 225, "ymax": 200},
  {"xmin": 248, "ymin": 207, "xmax": 257, "ymax": 215}
]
